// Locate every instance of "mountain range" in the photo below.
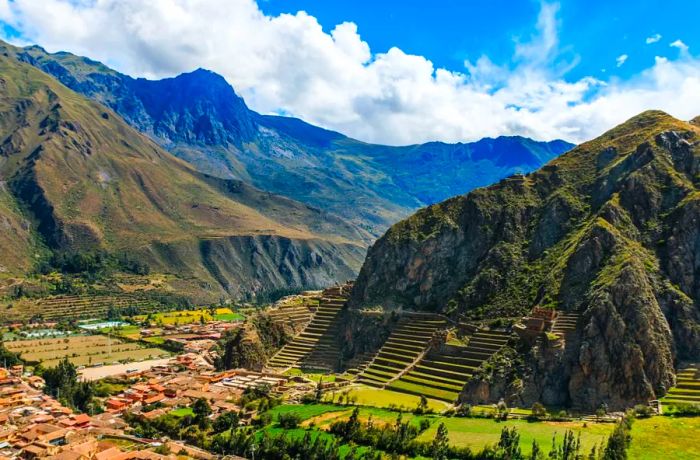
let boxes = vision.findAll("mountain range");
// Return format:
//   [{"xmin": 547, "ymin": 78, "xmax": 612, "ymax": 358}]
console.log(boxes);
[
  {"xmin": 350, "ymin": 110, "xmax": 700, "ymax": 409},
  {"xmin": 0, "ymin": 44, "xmax": 366, "ymax": 298},
  {"xmin": 0, "ymin": 40, "xmax": 572, "ymax": 297},
  {"xmin": 11, "ymin": 42, "xmax": 572, "ymax": 235}
]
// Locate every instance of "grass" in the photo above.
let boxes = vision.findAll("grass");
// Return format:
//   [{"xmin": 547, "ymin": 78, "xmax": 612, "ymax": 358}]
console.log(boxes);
[
  {"xmin": 325, "ymin": 385, "xmax": 449, "ymax": 412},
  {"xmin": 416, "ymin": 416, "xmax": 613, "ymax": 455},
  {"xmin": 133, "ymin": 308, "xmax": 242, "ymax": 325},
  {"xmin": 388, "ymin": 379, "xmax": 459, "ymax": 402},
  {"xmin": 170, "ymin": 407, "xmax": 195, "ymax": 418},
  {"xmin": 266, "ymin": 404, "xmax": 346, "ymax": 421},
  {"xmin": 628, "ymin": 416, "xmax": 700, "ymax": 460}
]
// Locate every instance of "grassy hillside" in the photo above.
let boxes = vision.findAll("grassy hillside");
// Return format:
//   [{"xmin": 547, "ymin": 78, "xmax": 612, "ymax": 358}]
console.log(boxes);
[
  {"xmin": 0, "ymin": 51, "xmax": 366, "ymax": 298},
  {"xmin": 351, "ymin": 110, "xmax": 700, "ymax": 410}
]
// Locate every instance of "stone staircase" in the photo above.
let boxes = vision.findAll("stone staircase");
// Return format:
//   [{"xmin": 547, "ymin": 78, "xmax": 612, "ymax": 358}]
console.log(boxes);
[
  {"xmin": 356, "ymin": 314, "xmax": 447, "ymax": 388},
  {"xmin": 265, "ymin": 284, "xmax": 350, "ymax": 371},
  {"xmin": 551, "ymin": 311, "xmax": 579, "ymax": 339},
  {"xmin": 390, "ymin": 329, "xmax": 511, "ymax": 402}
]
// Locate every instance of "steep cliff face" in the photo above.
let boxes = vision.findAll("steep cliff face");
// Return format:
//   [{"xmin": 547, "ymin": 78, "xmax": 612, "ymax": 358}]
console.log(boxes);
[{"xmin": 351, "ymin": 111, "xmax": 700, "ymax": 409}]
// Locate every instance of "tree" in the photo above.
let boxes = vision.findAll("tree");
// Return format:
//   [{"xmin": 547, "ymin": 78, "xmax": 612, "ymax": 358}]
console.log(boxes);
[
  {"xmin": 497, "ymin": 426, "xmax": 523, "ymax": 459},
  {"xmin": 192, "ymin": 398, "xmax": 212, "ymax": 428},
  {"xmin": 213, "ymin": 411, "xmax": 240, "ymax": 433},
  {"xmin": 431, "ymin": 422, "xmax": 449, "ymax": 460},
  {"xmin": 0, "ymin": 342, "xmax": 22, "ymax": 367},
  {"xmin": 530, "ymin": 440, "xmax": 544, "ymax": 460},
  {"xmin": 415, "ymin": 395, "xmax": 429, "ymax": 414},
  {"xmin": 603, "ymin": 420, "xmax": 631, "ymax": 460}
]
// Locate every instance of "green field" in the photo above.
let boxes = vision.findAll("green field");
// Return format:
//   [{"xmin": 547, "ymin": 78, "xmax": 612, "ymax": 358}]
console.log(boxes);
[
  {"xmin": 266, "ymin": 404, "xmax": 346, "ymax": 421},
  {"xmin": 171, "ymin": 407, "xmax": 195, "ymax": 418},
  {"xmin": 263, "ymin": 403, "xmax": 614, "ymax": 456},
  {"xmin": 628, "ymin": 416, "xmax": 700, "ymax": 460},
  {"xmin": 133, "ymin": 308, "xmax": 243, "ymax": 325},
  {"xmin": 415, "ymin": 416, "xmax": 613, "ymax": 455},
  {"xmin": 325, "ymin": 385, "xmax": 449, "ymax": 412}
]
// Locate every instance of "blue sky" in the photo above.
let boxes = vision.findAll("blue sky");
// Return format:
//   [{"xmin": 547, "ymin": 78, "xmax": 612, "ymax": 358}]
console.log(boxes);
[
  {"xmin": 260, "ymin": 0, "xmax": 694, "ymax": 82},
  {"xmin": 1, "ymin": 0, "xmax": 699, "ymax": 145}
]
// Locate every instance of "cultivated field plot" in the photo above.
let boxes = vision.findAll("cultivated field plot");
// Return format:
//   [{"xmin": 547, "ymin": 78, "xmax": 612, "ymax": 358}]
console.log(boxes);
[
  {"xmin": 132, "ymin": 308, "xmax": 243, "ymax": 325},
  {"xmin": 4, "ymin": 335, "xmax": 168, "ymax": 367},
  {"xmin": 325, "ymin": 385, "xmax": 449, "ymax": 412},
  {"xmin": 628, "ymin": 416, "xmax": 700, "ymax": 460},
  {"xmin": 415, "ymin": 416, "xmax": 613, "ymax": 455}
]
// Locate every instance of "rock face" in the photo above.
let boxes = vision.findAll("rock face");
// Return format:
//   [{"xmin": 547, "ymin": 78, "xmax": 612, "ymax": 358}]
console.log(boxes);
[
  {"xmin": 9, "ymin": 41, "xmax": 572, "ymax": 235},
  {"xmin": 351, "ymin": 111, "xmax": 700, "ymax": 410}
]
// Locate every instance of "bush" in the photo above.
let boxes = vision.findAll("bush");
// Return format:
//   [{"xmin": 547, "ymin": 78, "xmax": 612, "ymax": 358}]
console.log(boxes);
[
  {"xmin": 277, "ymin": 412, "xmax": 302, "ymax": 429},
  {"xmin": 633, "ymin": 404, "xmax": 653, "ymax": 418}
]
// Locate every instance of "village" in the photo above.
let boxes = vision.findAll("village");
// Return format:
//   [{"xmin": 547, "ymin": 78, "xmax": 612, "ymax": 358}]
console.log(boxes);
[{"xmin": 0, "ymin": 351, "xmax": 350, "ymax": 460}]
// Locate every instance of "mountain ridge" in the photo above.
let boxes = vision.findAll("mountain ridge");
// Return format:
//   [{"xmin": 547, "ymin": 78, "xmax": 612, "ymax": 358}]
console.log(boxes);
[
  {"xmin": 350, "ymin": 110, "xmax": 700, "ymax": 410},
  {"xmin": 0, "ymin": 49, "xmax": 366, "ymax": 298},
  {"xmin": 5, "ymin": 40, "xmax": 574, "ymax": 235}
]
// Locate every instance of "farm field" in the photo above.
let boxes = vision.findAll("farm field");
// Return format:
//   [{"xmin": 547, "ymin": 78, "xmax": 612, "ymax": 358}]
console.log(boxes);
[
  {"xmin": 414, "ymin": 415, "xmax": 614, "ymax": 455},
  {"xmin": 324, "ymin": 385, "xmax": 449, "ymax": 412},
  {"xmin": 4, "ymin": 334, "xmax": 168, "ymax": 367},
  {"xmin": 628, "ymin": 416, "xmax": 700, "ymax": 460},
  {"xmin": 133, "ymin": 308, "xmax": 244, "ymax": 325},
  {"xmin": 262, "ymin": 403, "xmax": 614, "ymax": 456}
]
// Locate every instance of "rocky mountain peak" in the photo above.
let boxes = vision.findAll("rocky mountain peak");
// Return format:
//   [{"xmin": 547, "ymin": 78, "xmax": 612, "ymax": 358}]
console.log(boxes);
[{"xmin": 131, "ymin": 68, "xmax": 257, "ymax": 145}]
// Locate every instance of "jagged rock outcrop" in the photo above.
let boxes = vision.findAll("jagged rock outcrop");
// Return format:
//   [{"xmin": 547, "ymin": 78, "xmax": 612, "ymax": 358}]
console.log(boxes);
[{"xmin": 351, "ymin": 111, "xmax": 700, "ymax": 410}]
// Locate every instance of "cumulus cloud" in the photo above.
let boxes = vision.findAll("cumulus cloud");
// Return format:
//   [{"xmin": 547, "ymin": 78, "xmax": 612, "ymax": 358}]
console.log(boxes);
[
  {"xmin": 646, "ymin": 34, "xmax": 662, "ymax": 44},
  {"xmin": 0, "ymin": 0, "xmax": 699, "ymax": 145},
  {"xmin": 670, "ymin": 39, "xmax": 689, "ymax": 52},
  {"xmin": 616, "ymin": 54, "xmax": 628, "ymax": 67}
]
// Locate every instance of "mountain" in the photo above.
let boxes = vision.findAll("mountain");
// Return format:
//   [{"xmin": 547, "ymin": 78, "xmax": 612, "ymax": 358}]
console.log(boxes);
[
  {"xmin": 8, "ymin": 42, "xmax": 573, "ymax": 235},
  {"xmin": 0, "ymin": 47, "xmax": 369, "ymax": 298},
  {"xmin": 350, "ymin": 110, "xmax": 700, "ymax": 410}
]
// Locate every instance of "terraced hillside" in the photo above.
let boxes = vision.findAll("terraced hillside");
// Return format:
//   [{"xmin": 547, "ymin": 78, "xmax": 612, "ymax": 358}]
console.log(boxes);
[
  {"xmin": 390, "ymin": 329, "xmax": 511, "ymax": 402},
  {"xmin": 265, "ymin": 284, "xmax": 350, "ymax": 371},
  {"xmin": 357, "ymin": 315, "xmax": 446, "ymax": 388},
  {"xmin": 661, "ymin": 364, "xmax": 700, "ymax": 407},
  {"xmin": 551, "ymin": 312, "xmax": 579, "ymax": 340},
  {"xmin": 268, "ymin": 294, "xmax": 319, "ymax": 333},
  {"xmin": 3, "ymin": 294, "xmax": 162, "ymax": 322}
]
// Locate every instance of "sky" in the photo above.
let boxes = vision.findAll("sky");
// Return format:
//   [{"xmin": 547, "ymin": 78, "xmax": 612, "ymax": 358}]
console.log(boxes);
[{"xmin": 0, "ymin": 0, "xmax": 698, "ymax": 145}]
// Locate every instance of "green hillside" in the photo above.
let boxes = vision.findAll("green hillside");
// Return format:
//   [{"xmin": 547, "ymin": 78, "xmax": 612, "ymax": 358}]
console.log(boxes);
[{"xmin": 351, "ymin": 110, "xmax": 700, "ymax": 410}]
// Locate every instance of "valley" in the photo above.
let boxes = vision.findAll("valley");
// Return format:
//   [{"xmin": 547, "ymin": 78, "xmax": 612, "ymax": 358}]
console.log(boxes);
[{"xmin": 0, "ymin": 12, "xmax": 698, "ymax": 459}]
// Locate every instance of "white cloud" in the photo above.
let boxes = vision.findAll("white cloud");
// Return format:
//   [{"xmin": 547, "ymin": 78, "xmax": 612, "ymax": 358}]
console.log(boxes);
[
  {"xmin": 0, "ymin": 0, "xmax": 699, "ymax": 146},
  {"xmin": 670, "ymin": 39, "xmax": 689, "ymax": 52},
  {"xmin": 616, "ymin": 54, "xmax": 628, "ymax": 67},
  {"xmin": 646, "ymin": 34, "xmax": 662, "ymax": 44}
]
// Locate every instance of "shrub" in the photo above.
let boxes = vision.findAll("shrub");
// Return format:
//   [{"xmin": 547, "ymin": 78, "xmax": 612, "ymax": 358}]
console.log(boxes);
[
  {"xmin": 277, "ymin": 412, "xmax": 302, "ymax": 429},
  {"xmin": 633, "ymin": 404, "xmax": 653, "ymax": 418}
]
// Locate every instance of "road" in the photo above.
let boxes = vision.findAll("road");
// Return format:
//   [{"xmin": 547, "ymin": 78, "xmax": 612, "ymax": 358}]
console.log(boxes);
[{"xmin": 79, "ymin": 357, "xmax": 172, "ymax": 381}]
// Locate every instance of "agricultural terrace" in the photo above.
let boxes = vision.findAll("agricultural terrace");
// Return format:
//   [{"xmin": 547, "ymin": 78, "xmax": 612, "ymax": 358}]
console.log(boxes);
[
  {"xmin": 4, "ymin": 335, "xmax": 168, "ymax": 368},
  {"xmin": 132, "ymin": 308, "xmax": 244, "ymax": 326},
  {"xmin": 261, "ymin": 403, "xmax": 614, "ymax": 456}
]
